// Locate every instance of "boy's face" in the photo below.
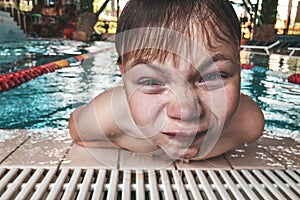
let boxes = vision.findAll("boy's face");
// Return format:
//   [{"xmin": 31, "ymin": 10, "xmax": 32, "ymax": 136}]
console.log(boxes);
[{"xmin": 121, "ymin": 41, "xmax": 240, "ymax": 160}]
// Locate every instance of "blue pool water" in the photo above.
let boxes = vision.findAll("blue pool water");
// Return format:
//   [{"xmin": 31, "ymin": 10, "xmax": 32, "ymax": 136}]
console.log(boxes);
[
  {"xmin": 0, "ymin": 40, "xmax": 121, "ymax": 128},
  {"xmin": 0, "ymin": 40, "xmax": 299, "ymax": 137},
  {"xmin": 241, "ymin": 67, "xmax": 299, "ymax": 135}
]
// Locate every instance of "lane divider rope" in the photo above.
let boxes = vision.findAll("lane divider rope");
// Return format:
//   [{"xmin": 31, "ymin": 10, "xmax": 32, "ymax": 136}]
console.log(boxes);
[{"xmin": 0, "ymin": 53, "xmax": 92, "ymax": 93}]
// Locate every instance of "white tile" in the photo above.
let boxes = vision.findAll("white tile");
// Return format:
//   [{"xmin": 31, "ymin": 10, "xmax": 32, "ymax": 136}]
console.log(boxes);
[
  {"xmin": 226, "ymin": 142, "xmax": 285, "ymax": 170},
  {"xmin": 0, "ymin": 129, "xmax": 29, "ymax": 163},
  {"xmin": 61, "ymin": 144, "xmax": 119, "ymax": 169},
  {"xmin": 258, "ymin": 136, "xmax": 300, "ymax": 169},
  {"xmin": 1, "ymin": 129, "xmax": 72, "ymax": 168}
]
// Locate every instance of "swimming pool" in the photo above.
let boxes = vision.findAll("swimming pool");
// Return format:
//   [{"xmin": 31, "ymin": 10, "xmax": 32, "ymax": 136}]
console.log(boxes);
[{"xmin": 0, "ymin": 40, "xmax": 299, "ymax": 138}]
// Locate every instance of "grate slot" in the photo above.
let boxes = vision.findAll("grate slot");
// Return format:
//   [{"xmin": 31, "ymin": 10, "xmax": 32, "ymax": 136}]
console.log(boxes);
[
  {"xmin": 91, "ymin": 169, "xmax": 107, "ymax": 200},
  {"xmin": 61, "ymin": 168, "xmax": 82, "ymax": 200},
  {"xmin": 160, "ymin": 170, "xmax": 174, "ymax": 200},
  {"xmin": 207, "ymin": 170, "xmax": 231, "ymax": 199},
  {"xmin": 172, "ymin": 170, "xmax": 189, "ymax": 200},
  {"xmin": 286, "ymin": 169, "xmax": 300, "ymax": 183},
  {"xmin": 77, "ymin": 169, "xmax": 94, "ymax": 200},
  {"xmin": 121, "ymin": 170, "xmax": 131, "ymax": 200},
  {"xmin": 183, "ymin": 170, "xmax": 202, "ymax": 200},
  {"xmin": 30, "ymin": 168, "xmax": 57, "ymax": 200},
  {"xmin": 253, "ymin": 169, "xmax": 287, "ymax": 199},
  {"xmin": 148, "ymin": 170, "xmax": 159, "ymax": 199},
  {"xmin": 47, "ymin": 168, "xmax": 69, "ymax": 200},
  {"xmin": 0, "ymin": 169, "xmax": 6, "ymax": 179},
  {"xmin": 219, "ymin": 170, "xmax": 245, "ymax": 199},
  {"xmin": 241, "ymin": 170, "xmax": 272, "ymax": 199},
  {"xmin": 264, "ymin": 169, "xmax": 299, "ymax": 199},
  {"xmin": 230, "ymin": 170, "xmax": 260, "ymax": 199},
  {"xmin": 196, "ymin": 169, "xmax": 217, "ymax": 200},
  {"xmin": 1, "ymin": 168, "xmax": 32, "ymax": 200},
  {"xmin": 106, "ymin": 169, "xmax": 119, "ymax": 200},
  {"xmin": 275, "ymin": 170, "xmax": 300, "ymax": 194},
  {"xmin": 15, "ymin": 168, "xmax": 45, "ymax": 199},
  {"xmin": 0, "ymin": 168, "xmax": 18, "ymax": 195},
  {"xmin": 137, "ymin": 170, "xmax": 146, "ymax": 200}
]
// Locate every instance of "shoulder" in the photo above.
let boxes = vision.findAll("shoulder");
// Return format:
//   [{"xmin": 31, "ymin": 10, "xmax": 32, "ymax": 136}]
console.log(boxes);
[
  {"xmin": 238, "ymin": 93, "xmax": 264, "ymax": 123},
  {"xmin": 230, "ymin": 93, "xmax": 265, "ymax": 143}
]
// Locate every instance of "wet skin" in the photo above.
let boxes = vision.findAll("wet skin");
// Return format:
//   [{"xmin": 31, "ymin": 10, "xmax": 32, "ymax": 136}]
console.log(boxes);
[
  {"xmin": 69, "ymin": 37, "xmax": 264, "ymax": 161},
  {"xmin": 121, "ymin": 45, "xmax": 241, "ymax": 159}
]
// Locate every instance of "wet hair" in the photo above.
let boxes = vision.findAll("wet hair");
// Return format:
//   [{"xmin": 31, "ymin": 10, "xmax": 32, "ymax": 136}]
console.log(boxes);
[{"xmin": 115, "ymin": 0, "xmax": 241, "ymax": 68}]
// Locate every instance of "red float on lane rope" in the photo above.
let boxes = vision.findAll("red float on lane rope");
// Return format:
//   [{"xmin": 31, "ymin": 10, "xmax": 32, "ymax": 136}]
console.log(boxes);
[
  {"xmin": 288, "ymin": 74, "xmax": 300, "ymax": 85},
  {"xmin": 240, "ymin": 63, "xmax": 254, "ymax": 70}
]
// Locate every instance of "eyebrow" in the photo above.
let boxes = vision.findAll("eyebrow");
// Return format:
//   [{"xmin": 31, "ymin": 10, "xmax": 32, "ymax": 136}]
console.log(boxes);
[
  {"xmin": 195, "ymin": 53, "xmax": 234, "ymax": 71},
  {"xmin": 141, "ymin": 63, "xmax": 168, "ymax": 74},
  {"xmin": 128, "ymin": 61, "xmax": 168, "ymax": 76},
  {"xmin": 130, "ymin": 58, "xmax": 149, "ymax": 66},
  {"xmin": 212, "ymin": 53, "xmax": 233, "ymax": 62}
]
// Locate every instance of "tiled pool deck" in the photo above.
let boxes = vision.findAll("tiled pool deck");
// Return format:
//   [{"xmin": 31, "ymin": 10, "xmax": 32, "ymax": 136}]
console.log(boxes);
[{"xmin": 1, "ymin": 129, "xmax": 299, "ymax": 170}]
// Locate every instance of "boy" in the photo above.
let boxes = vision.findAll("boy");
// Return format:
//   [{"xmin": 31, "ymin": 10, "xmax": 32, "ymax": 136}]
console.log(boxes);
[{"xmin": 69, "ymin": 0, "xmax": 264, "ymax": 161}]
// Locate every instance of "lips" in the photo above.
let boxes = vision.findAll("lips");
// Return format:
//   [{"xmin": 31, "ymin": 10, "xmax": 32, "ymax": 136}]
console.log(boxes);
[{"xmin": 162, "ymin": 130, "xmax": 207, "ymax": 142}]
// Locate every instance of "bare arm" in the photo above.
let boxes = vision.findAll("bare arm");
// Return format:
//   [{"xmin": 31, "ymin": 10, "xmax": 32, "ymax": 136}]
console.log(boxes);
[
  {"xmin": 68, "ymin": 86, "xmax": 158, "ymax": 151},
  {"xmin": 69, "ymin": 87, "xmax": 121, "ymax": 147}
]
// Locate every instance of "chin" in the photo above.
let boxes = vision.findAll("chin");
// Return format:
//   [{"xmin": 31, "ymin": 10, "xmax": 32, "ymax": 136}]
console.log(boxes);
[
  {"xmin": 180, "ymin": 148, "xmax": 200, "ymax": 159},
  {"xmin": 162, "ymin": 145, "xmax": 200, "ymax": 160}
]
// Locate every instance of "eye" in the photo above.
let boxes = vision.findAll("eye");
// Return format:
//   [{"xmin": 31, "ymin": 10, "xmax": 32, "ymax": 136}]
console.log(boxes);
[
  {"xmin": 138, "ymin": 79, "xmax": 163, "ymax": 86},
  {"xmin": 195, "ymin": 72, "xmax": 228, "ymax": 90},
  {"xmin": 137, "ymin": 78, "xmax": 166, "ymax": 93},
  {"xmin": 202, "ymin": 72, "xmax": 227, "ymax": 82}
]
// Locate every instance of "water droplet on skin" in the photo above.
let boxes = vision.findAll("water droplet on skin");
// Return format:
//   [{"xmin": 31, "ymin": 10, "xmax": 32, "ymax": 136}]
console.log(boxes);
[{"xmin": 235, "ymin": 149, "xmax": 245, "ymax": 153}]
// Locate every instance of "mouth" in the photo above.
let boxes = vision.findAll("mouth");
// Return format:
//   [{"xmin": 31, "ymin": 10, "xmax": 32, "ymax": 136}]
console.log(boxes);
[{"xmin": 161, "ymin": 130, "xmax": 207, "ymax": 142}]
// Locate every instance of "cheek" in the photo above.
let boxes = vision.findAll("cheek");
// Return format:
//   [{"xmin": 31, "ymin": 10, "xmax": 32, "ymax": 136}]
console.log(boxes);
[
  {"xmin": 128, "ymin": 93, "xmax": 163, "ymax": 126},
  {"xmin": 128, "ymin": 93, "xmax": 168, "ymax": 138},
  {"xmin": 128, "ymin": 95, "xmax": 148, "ymax": 126},
  {"xmin": 198, "ymin": 85, "xmax": 239, "ymax": 122},
  {"xmin": 223, "ymin": 84, "xmax": 240, "ymax": 122}
]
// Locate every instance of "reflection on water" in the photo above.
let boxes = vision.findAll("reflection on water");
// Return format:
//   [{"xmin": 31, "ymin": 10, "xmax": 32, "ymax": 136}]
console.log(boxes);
[
  {"xmin": 269, "ymin": 54, "xmax": 300, "ymax": 74},
  {"xmin": 240, "ymin": 50, "xmax": 300, "ymax": 136},
  {"xmin": 0, "ymin": 42, "xmax": 299, "ymax": 138},
  {"xmin": 241, "ymin": 68, "xmax": 299, "ymax": 134},
  {"xmin": 240, "ymin": 50, "xmax": 300, "ymax": 74},
  {"xmin": 0, "ymin": 39, "xmax": 87, "ymax": 74}
]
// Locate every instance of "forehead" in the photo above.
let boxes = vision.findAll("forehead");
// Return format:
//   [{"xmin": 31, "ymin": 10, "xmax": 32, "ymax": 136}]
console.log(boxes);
[
  {"xmin": 122, "ymin": 41, "xmax": 238, "ymax": 72},
  {"xmin": 117, "ymin": 26, "xmax": 239, "ymax": 69}
]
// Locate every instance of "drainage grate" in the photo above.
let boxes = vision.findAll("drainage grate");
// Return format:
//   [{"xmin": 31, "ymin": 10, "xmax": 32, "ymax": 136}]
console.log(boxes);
[{"xmin": 0, "ymin": 168, "xmax": 299, "ymax": 199}]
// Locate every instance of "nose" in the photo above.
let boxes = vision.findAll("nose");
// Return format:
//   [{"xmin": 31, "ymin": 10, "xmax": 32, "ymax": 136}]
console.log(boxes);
[{"xmin": 166, "ymin": 89, "xmax": 203, "ymax": 121}]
